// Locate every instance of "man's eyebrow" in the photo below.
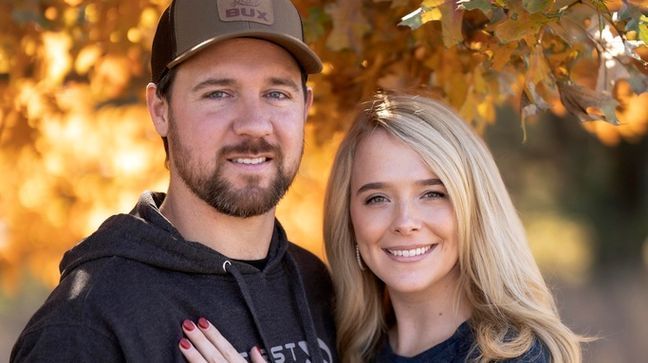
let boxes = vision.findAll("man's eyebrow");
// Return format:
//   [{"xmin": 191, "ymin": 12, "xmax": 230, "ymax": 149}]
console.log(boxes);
[
  {"xmin": 192, "ymin": 78, "xmax": 235, "ymax": 92},
  {"xmin": 355, "ymin": 178, "xmax": 443, "ymax": 196},
  {"xmin": 268, "ymin": 77, "xmax": 300, "ymax": 92},
  {"xmin": 190, "ymin": 77, "xmax": 299, "ymax": 93}
]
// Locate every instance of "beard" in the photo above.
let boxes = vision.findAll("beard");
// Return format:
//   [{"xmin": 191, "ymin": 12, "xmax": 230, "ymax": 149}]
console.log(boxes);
[{"xmin": 168, "ymin": 116, "xmax": 301, "ymax": 218}]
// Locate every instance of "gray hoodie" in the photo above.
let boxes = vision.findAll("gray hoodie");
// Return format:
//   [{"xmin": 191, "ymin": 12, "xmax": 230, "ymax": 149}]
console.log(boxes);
[{"xmin": 11, "ymin": 192, "xmax": 337, "ymax": 362}]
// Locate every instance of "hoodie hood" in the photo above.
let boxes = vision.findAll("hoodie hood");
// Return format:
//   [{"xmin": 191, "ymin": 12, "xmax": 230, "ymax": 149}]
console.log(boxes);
[
  {"xmin": 60, "ymin": 191, "xmax": 289, "ymax": 279},
  {"xmin": 15, "ymin": 192, "xmax": 335, "ymax": 363}
]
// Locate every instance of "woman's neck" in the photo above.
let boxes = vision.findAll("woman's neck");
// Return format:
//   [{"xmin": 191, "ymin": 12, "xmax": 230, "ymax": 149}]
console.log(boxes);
[{"xmin": 387, "ymin": 267, "xmax": 472, "ymax": 357}]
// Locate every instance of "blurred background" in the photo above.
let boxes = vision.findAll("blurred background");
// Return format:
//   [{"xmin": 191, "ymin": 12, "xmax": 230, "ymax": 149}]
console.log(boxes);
[{"xmin": 1, "ymin": 0, "xmax": 647, "ymax": 362}]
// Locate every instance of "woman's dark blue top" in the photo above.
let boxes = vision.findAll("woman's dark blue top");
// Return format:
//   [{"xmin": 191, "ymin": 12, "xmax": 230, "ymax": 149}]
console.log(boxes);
[{"xmin": 373, "ymin": 322, "xmax": 549, "ymax": 363}]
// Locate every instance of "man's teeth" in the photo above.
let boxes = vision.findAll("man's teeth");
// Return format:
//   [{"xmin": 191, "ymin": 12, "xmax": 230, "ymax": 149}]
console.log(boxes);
[
  {"xmin": 387, "ymin": 245, "xmax": 432, "ymax": 257},
  {"xmin": 232, "ymin": 157, "xmax": 266, "ymax": 165}
]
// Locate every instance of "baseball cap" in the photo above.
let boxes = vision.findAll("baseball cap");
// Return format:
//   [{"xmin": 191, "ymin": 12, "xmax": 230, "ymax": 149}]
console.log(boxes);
[{"xmin": 151, "ymin": 0, "xmax": 323, "ymax": 83}]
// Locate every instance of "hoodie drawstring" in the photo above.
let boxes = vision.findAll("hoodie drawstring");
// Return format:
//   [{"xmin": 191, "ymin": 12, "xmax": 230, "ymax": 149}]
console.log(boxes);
[
  {"xmin": 224, "ymin": 258, "xmax": 327, "ymax": 363},
  {"xmin": 285, "ymin": 254, "xmax": 326, "ymax": 363},
  {"xmin": 225, "ymin": 262, "xmax": 276, "ymax": 363}
]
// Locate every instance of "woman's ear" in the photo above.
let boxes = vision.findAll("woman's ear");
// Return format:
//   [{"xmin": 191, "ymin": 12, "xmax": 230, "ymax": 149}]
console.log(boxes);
[{"xmin": 146, "ymin": 83, "xmax": 169, "ymax": 137}]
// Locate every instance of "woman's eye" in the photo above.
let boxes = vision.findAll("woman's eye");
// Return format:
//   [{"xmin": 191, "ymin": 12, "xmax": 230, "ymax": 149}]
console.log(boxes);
[
  {"xmin": 365, "ymin": 195, "xmax": 389, "ymax": 205},
  {"xmin": 422, "ymin": 190, "xmax": 445, "ymax": 199}
]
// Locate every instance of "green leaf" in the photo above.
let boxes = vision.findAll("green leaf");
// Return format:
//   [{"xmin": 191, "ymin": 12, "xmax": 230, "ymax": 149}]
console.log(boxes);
[
  {"xmin": 398, "ymin": 7, "xmax": 424, "ymax": 29},
  {"xmin": 522, "ymin": 0, "xmax": 551, "ymax": 14},
  {"xmin": 618, "ymin": 2, "xmax": 642, "ymax": 29},
  {"xmin": 601, "ymin": 99, "xmax": 620, "ymax": 125},
  {"xmin": 303, "ymin": 7, "xmax": 328, "ymax": 43},
  {"xmin": 587, "ymin": 0, "xmax": 609, "ymax": 14},
  {"xmin": 457, "ymin": 0, "xmax": 492, "ymax": 13},
  {"xmin": 639, "ymin": 15, "xmax": 648, "ymax": 44},
  {"xmin": 399, "ymin": 3, "xmax": 446, "ymax": 29}
]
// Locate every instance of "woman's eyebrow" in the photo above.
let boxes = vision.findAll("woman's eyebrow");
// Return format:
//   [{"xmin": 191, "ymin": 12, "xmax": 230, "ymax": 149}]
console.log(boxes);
[
  {"xmin": 417, "ymin": 178, "xmax": 443, "ymax": 186},
  {"xmin": 356, "ymin": 179, "xmax": 444, "ymax": 195},
  {"xmin": 355, "ymin": 182, "xmax": 387, "ymax": 196}
]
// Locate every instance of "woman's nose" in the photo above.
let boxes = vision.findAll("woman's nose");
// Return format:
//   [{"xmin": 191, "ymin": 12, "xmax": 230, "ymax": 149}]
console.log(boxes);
[{"xmin": 392, "ymin": 203, "xmax": 421, "ymax": 235}]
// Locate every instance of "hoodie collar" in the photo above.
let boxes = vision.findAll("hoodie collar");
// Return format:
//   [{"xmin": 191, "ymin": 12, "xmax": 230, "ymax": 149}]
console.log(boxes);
[{"xmin": 60, "ymin": 191, "xmax": 289, "ymax": 278}]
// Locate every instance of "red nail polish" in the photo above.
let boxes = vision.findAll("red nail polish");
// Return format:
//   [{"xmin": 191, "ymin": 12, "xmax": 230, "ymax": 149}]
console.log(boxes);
[
  {"xmin": 198, "ymin": 317, "xmax": 210, "ymax": 329},
  {"xmin": 182, "ymin": 320, "xmax": 195, "ymax": 331},
  {"xmin": 179, "ymin": 338, "xmax": 191, "ymax": 350}
]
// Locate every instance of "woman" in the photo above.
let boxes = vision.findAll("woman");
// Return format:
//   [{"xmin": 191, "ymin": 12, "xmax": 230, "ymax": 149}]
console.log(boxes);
[
  {"xmin": 178, "ymin": 92, "xmax": 583, "ymax": 362},
  {"xmin": 323, "ymin": 92, "xmax": 583, "ymax": 362}
]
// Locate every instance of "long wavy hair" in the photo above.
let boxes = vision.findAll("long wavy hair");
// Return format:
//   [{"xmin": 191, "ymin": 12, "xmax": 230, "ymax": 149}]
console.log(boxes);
[{"xmin": 323, "ymin": 92, "xmax": 583, "ymax": 362}]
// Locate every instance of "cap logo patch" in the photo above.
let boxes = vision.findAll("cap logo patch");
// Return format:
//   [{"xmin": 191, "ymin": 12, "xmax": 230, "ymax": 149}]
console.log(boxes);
[{"xmin": 217, "ymin": 0, "xmax": 274, "ymax": 25}]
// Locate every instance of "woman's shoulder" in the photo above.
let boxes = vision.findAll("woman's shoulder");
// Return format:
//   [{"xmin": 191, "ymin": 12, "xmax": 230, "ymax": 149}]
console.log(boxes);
[{"xmin": 504, "ymin": 338, "xmax": 549, "ymax": 363}]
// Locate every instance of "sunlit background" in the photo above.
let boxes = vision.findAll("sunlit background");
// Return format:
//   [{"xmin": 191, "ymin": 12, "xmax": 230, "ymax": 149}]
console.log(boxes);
[{"xmin": 1, "ymin": 0, "xmax": 647, "ymax": 362}]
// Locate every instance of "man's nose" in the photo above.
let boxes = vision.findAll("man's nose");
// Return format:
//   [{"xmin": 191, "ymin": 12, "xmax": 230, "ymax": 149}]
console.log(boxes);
[{"xmin": 232, "ymin": 98, "xmax": 273, "ymax": 138}]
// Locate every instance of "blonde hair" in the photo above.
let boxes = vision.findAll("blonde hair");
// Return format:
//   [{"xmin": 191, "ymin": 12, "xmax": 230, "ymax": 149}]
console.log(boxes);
[{"xmin": 323, "ymin": 92, "xmax": 583, "ymax": 363}]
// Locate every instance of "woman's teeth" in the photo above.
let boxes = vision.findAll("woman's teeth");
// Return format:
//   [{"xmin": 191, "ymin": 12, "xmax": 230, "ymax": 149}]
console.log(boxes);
[{"xmin": 387, "ymin": 245, "xmax": 432, "ymax": 257}]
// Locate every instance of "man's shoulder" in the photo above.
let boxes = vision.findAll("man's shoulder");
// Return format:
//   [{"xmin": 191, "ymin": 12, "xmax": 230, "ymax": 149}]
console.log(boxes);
[
  {"xmin": 30, "ymin": 256, "xmax": 174, "ymax": 325},
  {"xmin": 10, "ymin": 258, "xmax": 127, "ymax": 361},
  {"xmin": 11, "ymin": 321, "xmax": 122, "ymax": 362},
  {"xmin": 12, "ymin": 256, "xmax": 189, "ymax": 362}
]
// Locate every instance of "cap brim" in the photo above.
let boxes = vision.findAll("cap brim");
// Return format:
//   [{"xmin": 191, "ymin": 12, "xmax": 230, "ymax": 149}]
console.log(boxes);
[{"xmin": 168, "ymin": 31, "xmax": 322, "ymax": 74}]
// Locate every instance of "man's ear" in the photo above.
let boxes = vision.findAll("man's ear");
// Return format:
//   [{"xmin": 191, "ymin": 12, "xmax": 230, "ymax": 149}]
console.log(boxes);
[
  {"xmin": 146, "ymin": 83, "xmax": 169, "ymax": 137},
  {"xmin": 304, "ymin": 86, "xmax": 314, "ymax": 121}
]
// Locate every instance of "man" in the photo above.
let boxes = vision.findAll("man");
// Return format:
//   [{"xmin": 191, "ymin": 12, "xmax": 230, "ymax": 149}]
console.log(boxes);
[{"xmin": 11, "ymin": 1, "xmax": 336, "ymax": 362}]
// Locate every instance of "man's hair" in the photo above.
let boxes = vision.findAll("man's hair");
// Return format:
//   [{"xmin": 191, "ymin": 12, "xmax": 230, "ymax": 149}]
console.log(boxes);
[{"xmin": 324, "ymin": 91, "xmax": 584, "ymax": 362}]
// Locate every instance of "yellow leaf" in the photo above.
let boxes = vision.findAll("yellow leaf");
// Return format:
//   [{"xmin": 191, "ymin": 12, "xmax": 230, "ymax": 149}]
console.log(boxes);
[
  {"xmin": 440, "ymin": 1, "xmax": 463, "ymax": 47},
  {"xmin": 527, "ymin": 44, "xmax": 550, "ymax": 85},
  {"xmin": 325, "ymin": 1, "xmax": 371, "ymax": 52},
  {"xmin": 491, "ymin": 42, "xmax": 518, "ymax": 70},
  {"xmin": 422, "ymin": 0, "xmax": 447, "ymax": 7},
  {"xmin": 495, "ymin": 12, "xmax": 546, "ymax": 43},
  {"xmin": 422, "ymin": 7, "xmax": 442, "ymax": 22}
]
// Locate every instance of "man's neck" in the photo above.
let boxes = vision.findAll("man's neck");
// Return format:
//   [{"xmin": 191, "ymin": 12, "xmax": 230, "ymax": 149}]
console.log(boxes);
[{"xmin": 159, "ymin": 184, "xmax": 276, "ymax": 260}]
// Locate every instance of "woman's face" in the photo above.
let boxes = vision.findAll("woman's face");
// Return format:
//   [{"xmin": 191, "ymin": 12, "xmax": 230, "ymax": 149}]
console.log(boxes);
[{"xmin": 349, "ymin": 129, "xmax": 460, "ymax": 296}]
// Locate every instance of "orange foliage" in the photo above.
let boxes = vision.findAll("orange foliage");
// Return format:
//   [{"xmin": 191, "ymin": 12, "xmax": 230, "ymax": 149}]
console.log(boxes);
[{"xmin": 0, "ymin": 0, "xmax": 646, "ymax": 291}]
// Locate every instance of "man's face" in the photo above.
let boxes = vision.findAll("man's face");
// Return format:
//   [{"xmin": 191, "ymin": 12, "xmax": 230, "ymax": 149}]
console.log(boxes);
[{"xmin": 165, "ymin": 38, "xmax": 311, "ymax": 217}]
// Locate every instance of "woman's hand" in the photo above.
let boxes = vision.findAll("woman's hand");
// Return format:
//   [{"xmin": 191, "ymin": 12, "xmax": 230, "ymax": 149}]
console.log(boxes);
[{"xmin": 179, "ymin": 317, "xmax": 266, "ymax": 363}]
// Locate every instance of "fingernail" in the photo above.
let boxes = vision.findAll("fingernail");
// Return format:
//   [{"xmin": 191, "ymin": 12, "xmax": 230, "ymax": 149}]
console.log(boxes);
[
  {"xmin": 182, "ymin": 320, "xmax": 195, "ymax": 331},
  {"xmin": 198, "ymin": 317, "xmax": 210, "ymax": 329},
  {"xmin": 179, "ymin": 338, "xmax": 191, "ymax": 350}
]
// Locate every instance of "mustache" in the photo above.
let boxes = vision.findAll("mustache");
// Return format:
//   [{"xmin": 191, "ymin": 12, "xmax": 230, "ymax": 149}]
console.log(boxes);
[{"xmin": 219, "ymin": 139, "xmax": 279, "ymax": 156}]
